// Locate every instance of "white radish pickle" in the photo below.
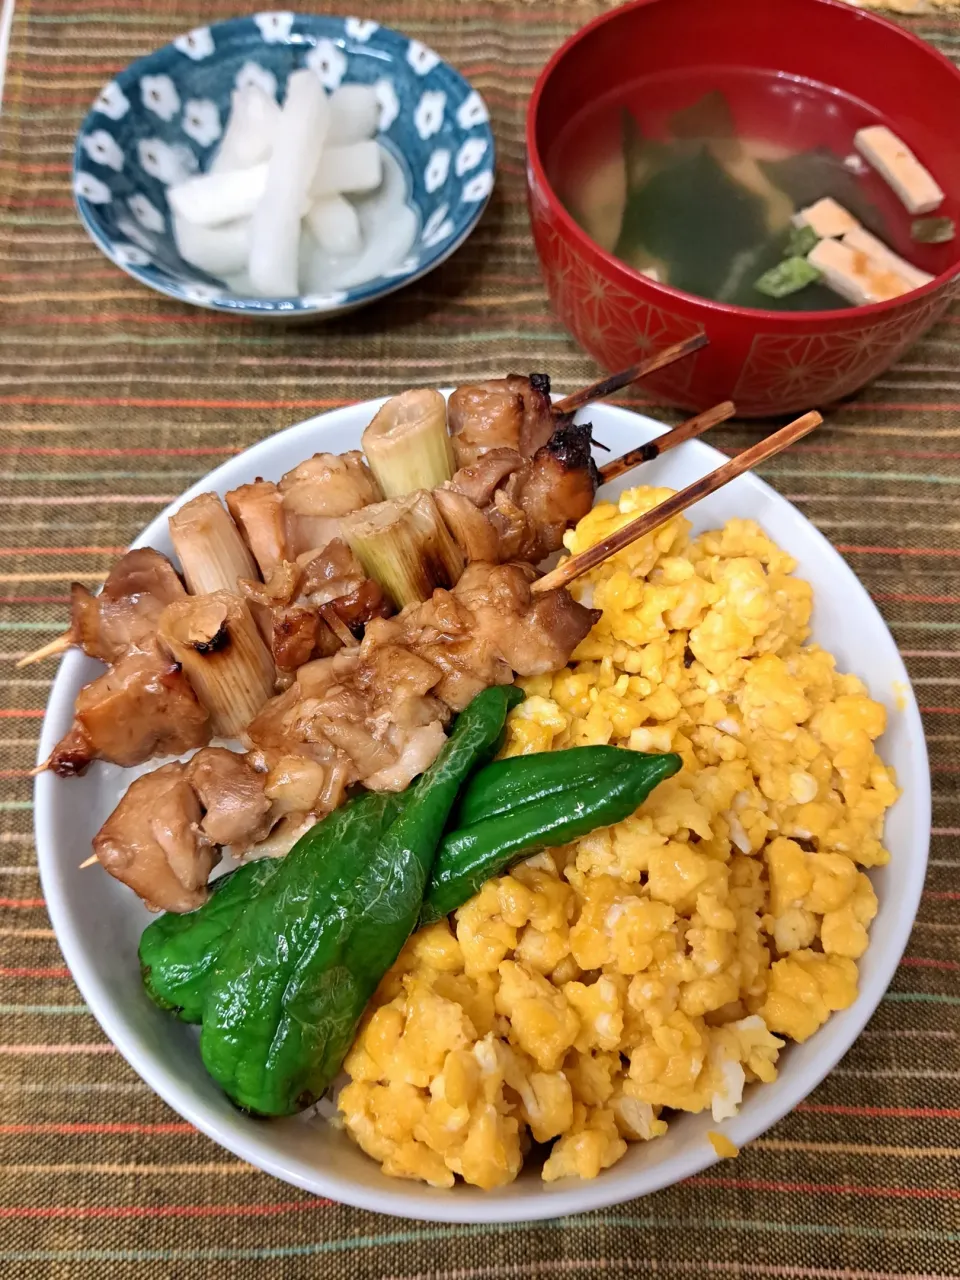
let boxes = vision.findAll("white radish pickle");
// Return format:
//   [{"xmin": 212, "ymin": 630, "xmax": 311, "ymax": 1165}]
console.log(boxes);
[
  {"xmin": 306, "ymin": 196, "xmax": 363, "ymax": 257},
  {"xmin": 249, "ymin": 69, "xmax": 331, "ymax": 298},
  {"xmin": 211, "ymin": 85, "xmax": 281, "ymax": 173},
  {"xmin": 174, "ymin": 215, "xmax": 251, "ymax": 276},
  {"xmin": 301, "ymin": 148, "xmax": 416, "ymax": 292},
  {"xmin": 159, "ymin": 64, "xmax": 414, "ymax": 297},
  {"xmin": 310, "ymin": 141, "xmax": 383, "ymax": 198},
  {"xmin": 168, "ymin": 165, "xmax": 268, "ymax": 227},
  {"xmin": 327, "ymin": 84, "xmax": 380, "ymax": 145},
  {"xmin": 854, "ymin": 125, "xmax": 944, "ymax": 216}
]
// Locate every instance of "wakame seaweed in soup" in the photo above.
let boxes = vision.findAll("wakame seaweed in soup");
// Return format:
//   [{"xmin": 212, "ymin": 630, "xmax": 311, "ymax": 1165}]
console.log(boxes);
[{"xmin": 548, "ymin": 67, "xmax": 906, "ymax": 312}]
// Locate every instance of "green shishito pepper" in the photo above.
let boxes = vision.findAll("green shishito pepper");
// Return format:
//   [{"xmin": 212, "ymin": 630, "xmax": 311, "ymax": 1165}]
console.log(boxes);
[
  {"xmin": 453, "ymin": 744, "xmax": 644, "ymax": 828},
  {"xmin": 140, "ymin": 741, "xmax": 681, "ymax": 1039},
  {"xmin": 199, "ymin": 685, "xmax": 523, "ymax": 1116},
  {"xmin": 420, "ymin": 747, "xmax": 681, "ymax": 924},
  {"xmin": 139, "ymin": 857, "xmax": 281, "ymax": 1023}
]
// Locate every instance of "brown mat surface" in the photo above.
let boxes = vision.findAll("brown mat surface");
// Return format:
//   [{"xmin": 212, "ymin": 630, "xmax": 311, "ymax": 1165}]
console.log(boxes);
[{"xmin": 1, "ymin": 1, "xmax": 958, "ymax": 1275}]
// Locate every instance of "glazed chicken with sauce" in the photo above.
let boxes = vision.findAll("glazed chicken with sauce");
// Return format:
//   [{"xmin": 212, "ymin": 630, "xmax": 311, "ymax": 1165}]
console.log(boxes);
[
  {"xmin": 447, "ymin": 372, "xmax": 557, "ymax": 467},
  {"xmin": 93, "ymin": 747, "xmax": 272, "ymax": 914},
  {"xmin": 93, "ymin": 561, "xmax": 599, "ymax": 911},
  {"xmin": 65, "ymin": 548, "xmax": 188, "ymax": 663},
  {"xmin": 238, "ymin": 538, "xmax": 392, "ymax": 673},
  {"xmin": 41, "ymin": 373, "xmax": 603, "ymax": 781},
  {"xmin": 31, "ymin": 361, "xmax": 722, "ymax": 910},
  {"xmin": 50, "ymin": 652, "xmax": 210, "ymax": 778},
  {"xmin": 47, "ymin": 549, "xmax": 212, "ymax": 777},
  {"xmin": 441, "ymin": 419, "xmax": 599, "ymax": 565}
]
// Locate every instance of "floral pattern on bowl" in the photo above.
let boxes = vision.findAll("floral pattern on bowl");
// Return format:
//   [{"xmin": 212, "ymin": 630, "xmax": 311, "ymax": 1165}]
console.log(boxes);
[{"xmin": 72, "ymin": 13, "xmax": 495, "ymax": 317}]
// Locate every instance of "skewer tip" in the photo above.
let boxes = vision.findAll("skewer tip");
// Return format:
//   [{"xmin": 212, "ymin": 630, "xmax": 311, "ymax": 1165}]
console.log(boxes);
[
  {"xmin": 79, "ymin": 854, "xmax": 99, "ymax": 870},
  {"xmin": 29, "ymin": 759, "xmax": 50, "ymax": 778},
  {"xmin": 599, "ymin": 399, "xmax": 737, "ymax": 485},
  {"xmin": 15, "ymin": 633, "xmax": 72, "ymax": 669},
  {"xmin": 553, "ymin": 333, "xmax": 710, "ymax": 416}
]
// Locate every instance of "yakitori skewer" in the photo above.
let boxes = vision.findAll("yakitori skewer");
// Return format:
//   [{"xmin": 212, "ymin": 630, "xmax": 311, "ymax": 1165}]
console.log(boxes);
[
  {"xmin": 535, "ymin": 411, "xmax": 823, "ymax": 594},
  {"xmin": 79, "ymin": 405, "xmax": 822, "ymax": 882},
  {"xmin": 598, "ymin": 400, "xmax": 736, "ymax": 484},
  {"xmin": 16, "ymin": 344, "xmax": 714, "ymax": 672},
  {"xmin": 551, "ymin": 332, "xmax": 708, "ymax": 415}
]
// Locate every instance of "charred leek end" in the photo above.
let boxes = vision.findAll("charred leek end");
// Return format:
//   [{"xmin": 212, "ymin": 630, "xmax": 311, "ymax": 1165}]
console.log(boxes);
[
  {"xmin": 169, "ymin": 493, "xmax": 261, "ymax": 596},
  {"xmin": 157, "ymin": 591, "xmax": 276, "ymax": 739},
  {"xmin": 361, "ymin": 389, "xmax": 455, "ymax": 499},
  {"xmin": 343, "ymin": 489, "xmax": 464, "ymax": 609}
]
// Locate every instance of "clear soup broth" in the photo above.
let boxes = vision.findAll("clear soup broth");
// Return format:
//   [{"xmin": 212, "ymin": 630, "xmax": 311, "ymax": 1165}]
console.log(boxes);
[{"xmin": 547, "ymin": 66, "xmax": 939, "ymax": 311}]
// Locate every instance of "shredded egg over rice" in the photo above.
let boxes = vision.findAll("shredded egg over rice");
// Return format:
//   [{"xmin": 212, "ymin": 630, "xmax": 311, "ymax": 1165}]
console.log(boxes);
[{"xmin": 338, "ymin": 486, "xmax": 897, "ymax": 1189}]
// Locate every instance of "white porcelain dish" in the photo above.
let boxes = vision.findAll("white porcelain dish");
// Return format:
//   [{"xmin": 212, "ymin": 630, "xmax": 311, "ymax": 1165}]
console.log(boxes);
[{"xmin": 34, "ymin": 399, "xmax": 930, "ymax": 1222}]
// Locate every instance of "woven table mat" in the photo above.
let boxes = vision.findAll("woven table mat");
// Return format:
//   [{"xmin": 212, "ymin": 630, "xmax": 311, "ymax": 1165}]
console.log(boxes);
[{"xmin": 1, "ymin": 1, "xmax": 958, "ymax": 1276}]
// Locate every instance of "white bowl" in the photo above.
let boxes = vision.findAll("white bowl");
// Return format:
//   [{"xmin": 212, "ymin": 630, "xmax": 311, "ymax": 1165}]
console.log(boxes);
[{"xmin": 35, "ymin": 400, "xmax": 930, "ymax": 1222}]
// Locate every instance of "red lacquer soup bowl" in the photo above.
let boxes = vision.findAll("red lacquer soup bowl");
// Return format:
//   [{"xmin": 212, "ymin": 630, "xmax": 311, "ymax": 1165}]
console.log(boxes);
[{"xmin": 526, "ymin": 0, "xmax": 960, "ymax": 417}]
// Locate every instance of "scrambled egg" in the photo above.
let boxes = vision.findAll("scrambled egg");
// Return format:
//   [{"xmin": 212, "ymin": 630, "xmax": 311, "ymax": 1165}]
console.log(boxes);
[{"xmin": 339, "ymin": 487, "xmax": 897, "ymax": 1189}]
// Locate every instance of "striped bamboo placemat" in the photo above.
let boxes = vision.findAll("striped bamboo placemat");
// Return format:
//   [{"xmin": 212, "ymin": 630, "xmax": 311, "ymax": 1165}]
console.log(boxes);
[
  {"xmin": 1, "ymin": 1, "xmax": 959, "ymax": 1276},
  {"xmin": 847, "ymin": 1, "xmax": 960, "ymax": 14}
]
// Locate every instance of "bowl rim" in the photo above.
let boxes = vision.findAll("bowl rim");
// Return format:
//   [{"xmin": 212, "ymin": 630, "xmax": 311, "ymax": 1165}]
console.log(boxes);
[
  {"xmin": 525, "ymin": 0, "xmax": 960, "ymax": 324},
  {"xmin": 71, "ymin": 12, "xmax": 495, "ymax": 316},
  {"xmin": 33, "ymin": 396, "xmax": 931, "ymax": 1221}
]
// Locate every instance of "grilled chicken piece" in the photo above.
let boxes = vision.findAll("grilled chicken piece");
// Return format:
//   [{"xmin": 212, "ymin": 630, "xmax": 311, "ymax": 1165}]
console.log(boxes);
[
  {"xmin": 364, "ymin": 722, "xmax": 448, "ymax": 791},
  {"xmin": 240, "ymin": 561, "xmax": 323, "ymax": 670},
  {"xmin": 450, "ymin": 562, "xmax": 600, "ymax": 676},
  {"xmin": 447, "ymin": 374, "xmax": 555, "ymax": 468},
  {"xmin": 501, "ymin": 420, "xmax": 599, "ymax": 561},
  {"xmin": 67, "ymin": 549, "xmax": 186, "ymax": 664},
  {"xmin": 49, "ymin": 650, "xmax": 211, "ymax": 777},
  {"xmin": 262, "ymin": 755, "xmax": 329, "ymax": 819},
  {"xmin": 278, "ymin": 450, "xmax": 381, "ymax": 557},
  {"xmin": 326, "ymin": 578, "xmax": 391, "ymax": 633},
  {"xmin": 239, "ymin": 540, "xmax": 392, "ymax": 672},
  {"xmin": 268, "ymin": 605, "xmax": 329, "ymax": 672},
  {"xmin": 90, "ymin": 563, "xmax": 598, "ymax": 904},
  {"xmin": 292, "ymin": 643, "xmax": 450, "ymax": 792},
  {"xmin": 186, "ymin": 746, "xmax": 273, "ymax": 847},
  {"xmin": 403, "ymin": 590, "xmax": 513, "ymax": 710},
  {"xmin": 225, "ymin": 480, "xmax": 288, "ymax": 578},
  {"xmin": 299, "ymin": 539, "xmax": 371, "ymax": 602},
  {"xmin": 447, "ymin": 449, "xmax": 526, "ymax": 508},
  {"xmin": 245, "ymin": 652, "xmax": 362, "ymax": 774},
  {"xmin": 93, "ymin": 762, "xmax": 219, "ymax": 913},
  {"xmin": 440, "ymin": 423, "xmax": 598, "ymax": 566},
  {"xmin": 246, "ymin": 635, "xmax": 452, "ymax": 794},
  {"xmin": 244, "ymin": 563, "xmax": 595, "ymax": 790}
]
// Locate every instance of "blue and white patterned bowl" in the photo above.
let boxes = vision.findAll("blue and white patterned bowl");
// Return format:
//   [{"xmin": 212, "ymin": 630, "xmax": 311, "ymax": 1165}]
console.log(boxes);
[{"xmin": 72, "ymin": 13, "xmax": 495, "ymax": 317}]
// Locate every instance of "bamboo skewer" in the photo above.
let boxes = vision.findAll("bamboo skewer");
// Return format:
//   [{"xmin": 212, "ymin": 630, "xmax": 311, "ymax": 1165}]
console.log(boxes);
[
  {"xmin": 79, "ymin": 854, "xmax": 98, "ymax": 869},
  {"xmin": 534, "ymin": 411, "xmax": 823, "ymax": 595},
  {"xmin": 16, "ymin": 634, "xmax": 72, "ymax": 670},
  {"xmin": 29, "ymin": 344, "xmax": 714, "ymax": 673},
  {"xmin": 552, "ymin": 332, "xmax": 708, "ymax": 415},
  {"xmin": 598, "ymin": 400, "xmax": 736, "ymax": 484}
]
